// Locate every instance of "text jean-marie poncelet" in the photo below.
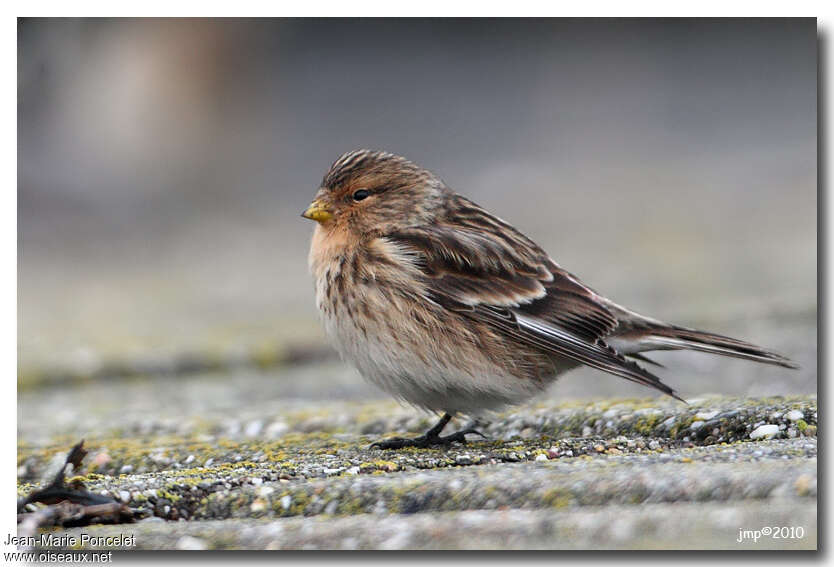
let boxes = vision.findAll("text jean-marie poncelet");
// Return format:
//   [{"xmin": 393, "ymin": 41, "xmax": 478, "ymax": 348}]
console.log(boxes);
[{"xmin": 6, "ymin": 532, "xmax": 136, "ymax": 548}]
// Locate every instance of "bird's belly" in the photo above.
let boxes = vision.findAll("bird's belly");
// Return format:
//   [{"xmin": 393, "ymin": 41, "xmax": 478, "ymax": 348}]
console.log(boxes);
[{"xmin": 317, "ymin": 285, "xmax": 549, "ymax": 415}]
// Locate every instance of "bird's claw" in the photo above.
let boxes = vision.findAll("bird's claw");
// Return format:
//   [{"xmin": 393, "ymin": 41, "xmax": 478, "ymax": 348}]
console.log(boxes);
[{"xmin": 370, "ymin": 427, "xmax": 487, "ymax": 450}]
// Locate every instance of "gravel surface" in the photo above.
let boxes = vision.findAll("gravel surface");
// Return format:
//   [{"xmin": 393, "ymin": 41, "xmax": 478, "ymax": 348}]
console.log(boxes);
[{"xmin": 18, "ymin": 387, "xmax": 817, "ymax": 550}]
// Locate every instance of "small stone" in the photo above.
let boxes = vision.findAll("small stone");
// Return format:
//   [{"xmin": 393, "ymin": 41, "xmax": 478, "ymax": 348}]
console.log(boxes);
[
  {"xmin": 594, "ymin": 444, "xmax": 605, "ymax": 453},
  {"xmin": 690, "ymin": 421, "xmax": 704, "ymax": 431},
  {"xmin": 91, "ymin": 452, "xmax": 111, "ymax": 469},
  {"xmin": 581, "ymin": 426, "xmax": 593, "ymax": 437},
  {"xmin": 176, "ymin": 536, "xmax": 207, "ymax": 551},
  {"xmin": 183, "ymin": 455, "xmax": 195, "ymax": 465},
  {"xmin": 244, "ymin": 420, "xmax": 264, "ymax": 437},
  {"xmin": 119, "ymin": 465, "xmax": 134, "ymax": 474},
  {"xmin": 535, "ymin": 454, "xmax": 548, "ymax": 462},
  {"xmin": 786, "ymin": 410, "xmax": 804, "ymax": 421},
  {"xmin": 695, "ymin": 411, "xmax": 718, "ymax": 420},
  {"xmin": 456, "ymin": 455, "xmax": 472, "ymax": 465},
  {"xmin": 648, "ymin": 440, "xmax": 660, "ymax": 450},
  {"xmin": 250, "ymin": 499, "xmax": 267, "ymax": 513},
  {"xmin": 119, "ymin": 490, "xmax": 131, "ymax": 502},
  {"xmin": 266, "ymin": 421, "xmax": 289, "ymax": 439},
  {"xmin": 280, "ymin": 495, "xmax": 292, "ymax": 510},
  {"xmin": 204, "ymin": 458, "xmax": 214, "ymax": 467},
  {"xmin": 345, "ymin": 466, "xmax": 360, "ymax": 475},
  {"xmin": 251, "ymin": 477, "xmax": 263, "ymax": 486},
  {"xmin": 750, "ymin": 424, "xmax": 780, "ymax": 440}
]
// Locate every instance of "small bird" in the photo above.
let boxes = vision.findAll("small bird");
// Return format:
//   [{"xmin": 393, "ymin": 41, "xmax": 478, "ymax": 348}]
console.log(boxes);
[{"xmin": 302, "ymin": 149, "xmax": 798, "ymax": 449}]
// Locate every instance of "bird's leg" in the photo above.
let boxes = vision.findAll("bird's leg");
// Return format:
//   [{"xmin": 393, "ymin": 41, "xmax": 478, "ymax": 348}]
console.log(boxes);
[{"xmin": 370, "ymin": 413, "xmax": 487, "ymax": 450}]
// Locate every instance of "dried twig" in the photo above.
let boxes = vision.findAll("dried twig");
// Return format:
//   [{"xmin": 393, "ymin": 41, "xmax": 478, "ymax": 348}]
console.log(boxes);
[{"xmin": 16, "ymin": 440, "xmax": 133, "ymax": 536}]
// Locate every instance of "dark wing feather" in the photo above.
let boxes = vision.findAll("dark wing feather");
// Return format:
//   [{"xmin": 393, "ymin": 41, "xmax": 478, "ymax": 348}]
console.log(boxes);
[{"xmin": 385, "ymin": 197, "xmax": 682, "ymax": 400}]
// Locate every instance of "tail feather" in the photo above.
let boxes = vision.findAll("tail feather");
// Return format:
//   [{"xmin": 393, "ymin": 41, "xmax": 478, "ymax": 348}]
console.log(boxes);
[{"xmin": 624, "ymin": 324, "xmax": 799, "ymax": 369}]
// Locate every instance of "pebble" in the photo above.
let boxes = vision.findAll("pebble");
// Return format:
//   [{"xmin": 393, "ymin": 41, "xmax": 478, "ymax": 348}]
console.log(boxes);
[
  {"xmin": 749, "ymin": 424, "xmax": 780, "ymax": 440},
  {"xmin": 119, "ymin": 490, "xmax": 131, "ymax": 502},
  {"xmin": 690, "ymin": 421, "xmax": 704, "ymax": 431},
  {"xmin": 90, "ymin": 452, "xmax": 111, "ymax": 468},
  {"xmin": 534, "ymin": 454, "xmax": 548, "ymax": 462},
  {"xmin": 184, "ymin": 455, "xmax": 195, "ymax": 465},
  {"xmin": 695, "ymin": 411, "xmax": 719, "ymax": 420},
  {"xmin": 243, "ymin": 420, "xmax": 264, "ymax": 437},
  {"xmin": 266, "ymin": 421, "xmax": 289, "ymax": 439},
  {"xmin": 786, "ymin": 410, "xmax": 805, "ymax": 421},
  {"xmin": 648, "ymin": 440, "xmax": 661, "ymax": 450},
  {"xmin": 455, "ymin": 455, "xmax": 472, "ymax": 465},
  {"xmin": 119, "ymin": 465, "xmax": 134, "ymax": 474},
  {"xmin": 280, "ymin": 495, "xmax": 292, "ymax": 510}
]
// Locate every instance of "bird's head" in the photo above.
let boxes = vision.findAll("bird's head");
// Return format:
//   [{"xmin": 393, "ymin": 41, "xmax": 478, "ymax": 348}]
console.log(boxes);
[{"xmin": 302, "ymin": 150, "xmax": 448, "ymax": 235}]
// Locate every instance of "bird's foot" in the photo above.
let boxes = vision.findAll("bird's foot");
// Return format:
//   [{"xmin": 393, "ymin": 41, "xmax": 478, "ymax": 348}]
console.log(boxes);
[{"xmin": 370, "ymin": 426, "xmax": 486, "ymax": 450}]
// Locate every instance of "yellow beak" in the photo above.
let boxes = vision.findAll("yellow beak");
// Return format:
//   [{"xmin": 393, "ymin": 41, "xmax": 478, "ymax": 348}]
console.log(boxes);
[{"xmin": 301, "ymin": 199, "xmax": 333, "ymax": 223}]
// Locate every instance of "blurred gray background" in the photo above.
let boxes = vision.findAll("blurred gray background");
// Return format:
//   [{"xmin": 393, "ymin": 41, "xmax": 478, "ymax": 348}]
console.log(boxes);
[{"xmin": 18, "ymin": 18, "xmax": 816, "ymax": 399}]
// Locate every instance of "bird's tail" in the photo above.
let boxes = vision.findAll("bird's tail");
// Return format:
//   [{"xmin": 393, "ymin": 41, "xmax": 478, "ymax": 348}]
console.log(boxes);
[{"xmin": 612, "ymin": 320, "xmax": 799, "ymax": 369}]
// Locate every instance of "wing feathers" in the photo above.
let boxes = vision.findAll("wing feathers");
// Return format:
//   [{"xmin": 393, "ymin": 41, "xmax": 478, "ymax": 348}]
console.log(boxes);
[{"xmin": 383, "ymin": 196, "xmax": 682, "ymax": 400}]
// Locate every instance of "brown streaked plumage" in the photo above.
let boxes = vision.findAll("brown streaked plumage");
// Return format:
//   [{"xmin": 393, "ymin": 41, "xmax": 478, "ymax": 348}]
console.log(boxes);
[{"xmin": 303, "ymin": 149, "xmax": 798, "ymax": 449}]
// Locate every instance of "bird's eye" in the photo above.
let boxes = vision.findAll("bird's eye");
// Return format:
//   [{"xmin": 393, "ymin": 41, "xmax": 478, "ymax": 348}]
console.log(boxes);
[{"xmin": 352, "ymin": 189, "xmax": 370, "ymax": 201}]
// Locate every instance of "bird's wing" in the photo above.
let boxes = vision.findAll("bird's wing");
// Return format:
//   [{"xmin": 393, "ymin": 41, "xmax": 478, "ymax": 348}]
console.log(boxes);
[{"xmin": 384, "ymin": 198, "xmax": 682, "ymax": 400}]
